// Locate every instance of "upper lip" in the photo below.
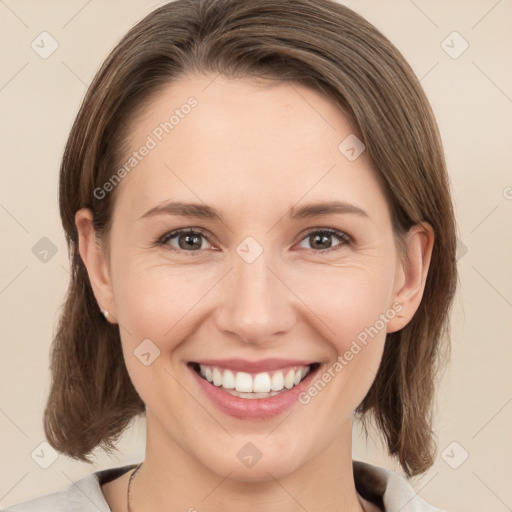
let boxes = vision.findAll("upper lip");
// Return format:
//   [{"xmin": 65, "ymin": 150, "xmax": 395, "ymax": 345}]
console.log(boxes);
[{"xmin": 190, "ymin": 358, "xmax": 315, "ymax": 373}]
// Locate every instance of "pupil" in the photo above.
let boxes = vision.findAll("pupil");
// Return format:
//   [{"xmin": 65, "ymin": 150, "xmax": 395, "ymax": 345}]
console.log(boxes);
[
  {"xmin": 179, "ymin": 234, "xmax": 201, "ymax": 250},
  {"xmin": 312, "ymin": 233, "xmax": 331, "ymax": 249}
]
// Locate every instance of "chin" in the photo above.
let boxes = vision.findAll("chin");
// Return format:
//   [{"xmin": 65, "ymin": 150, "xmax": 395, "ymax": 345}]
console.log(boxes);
[{"xmin": 200, "ymin": 449, "xmax": 305, "ymax": 483}]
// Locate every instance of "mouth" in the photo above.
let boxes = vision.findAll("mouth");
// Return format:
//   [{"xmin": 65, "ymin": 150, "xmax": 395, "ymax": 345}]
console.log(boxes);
[
  {"xmin": 187, "ymin": 360, "xmax": 320, "ymax": 419},
  {"xmin": 189, "ymin": 362, "xmax": 320, "ymax": 399}
]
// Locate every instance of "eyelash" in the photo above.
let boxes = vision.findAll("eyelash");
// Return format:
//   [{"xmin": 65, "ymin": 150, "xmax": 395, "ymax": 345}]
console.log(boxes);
[{"xmin": 154, "ymin": 227, "xmax": 351, "ymax": 256}]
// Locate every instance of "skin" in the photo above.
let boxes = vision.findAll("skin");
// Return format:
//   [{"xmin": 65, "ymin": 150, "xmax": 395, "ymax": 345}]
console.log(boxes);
[{"xmin": 76, "ymin": 74, "xmax": 433, "ymax": 512}]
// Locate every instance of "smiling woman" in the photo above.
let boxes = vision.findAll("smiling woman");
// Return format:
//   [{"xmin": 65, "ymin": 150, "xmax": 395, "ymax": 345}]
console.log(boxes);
[{"xmin": 6, "ymin": 1, "xmax": 457, "ymax": 512}]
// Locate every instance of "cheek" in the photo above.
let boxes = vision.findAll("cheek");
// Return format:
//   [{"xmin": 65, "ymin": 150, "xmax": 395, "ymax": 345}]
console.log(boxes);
[
  {"xmin": 110, "ymin": 256, "xmax": 225, "ymax": 402},
  {"xmin": 289, "ymin": 257, "xmax": 396, "ymax": 406},
  {"xmin": 111, "ymin": 259, "xmax": 214, "ymax": 411},
  {"xmin": 295, "ymin": 284, "xmax": 392, "ymax": 429},
  {"xmin": 112, "ymin": 255, "xmax": 217, "ymax": 340},
  {"xmin": 289, "ymin": 257, "xmax": 397, "ymax": 352}
]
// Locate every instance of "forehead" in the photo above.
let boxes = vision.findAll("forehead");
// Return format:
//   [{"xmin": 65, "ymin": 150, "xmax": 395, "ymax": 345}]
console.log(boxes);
[{"xmin": 113, "ymin": 74, "xmax": 389, "ymax": 225}]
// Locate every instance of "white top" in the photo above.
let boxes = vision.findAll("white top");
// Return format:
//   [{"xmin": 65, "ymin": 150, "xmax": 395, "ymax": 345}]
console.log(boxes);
[{"xmin": 3, "ymin": 460, "xmax": 442, "ymax": 511}]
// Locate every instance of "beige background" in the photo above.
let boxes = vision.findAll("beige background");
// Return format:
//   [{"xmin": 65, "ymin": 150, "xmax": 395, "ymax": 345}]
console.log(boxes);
[{"xmin": 1, "ymin": 1, "xmax": 511, "ymax": 511}]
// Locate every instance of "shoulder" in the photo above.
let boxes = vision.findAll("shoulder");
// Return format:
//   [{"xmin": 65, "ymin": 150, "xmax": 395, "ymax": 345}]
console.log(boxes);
[
  {"xmin": 353, "ymin": 460, "xmax": 444, "ymax": 512},
  {"xmin": 3, "ymin": 488, "xmax": 69, "ymax": 512},
  {"xmin": 3, "ymin": 464, "xmax": 138, "ymax": 512}
]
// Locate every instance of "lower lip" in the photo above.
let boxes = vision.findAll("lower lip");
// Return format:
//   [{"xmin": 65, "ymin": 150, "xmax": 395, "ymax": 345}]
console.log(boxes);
[{"xmin": 189, "ymin": 365, "xmax": 319, "ymax": 420}]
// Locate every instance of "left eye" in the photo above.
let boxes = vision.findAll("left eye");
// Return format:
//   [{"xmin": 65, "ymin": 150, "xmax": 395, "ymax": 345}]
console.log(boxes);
[{"xmin": 297, "ymin": 229, "xmax": 350, "ymax": 251}]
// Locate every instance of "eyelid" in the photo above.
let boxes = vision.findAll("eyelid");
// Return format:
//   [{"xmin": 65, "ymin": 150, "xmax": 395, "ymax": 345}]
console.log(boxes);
[{"xmin": 299, "ymin": 226, "xmax": 351, "ymax": 242}]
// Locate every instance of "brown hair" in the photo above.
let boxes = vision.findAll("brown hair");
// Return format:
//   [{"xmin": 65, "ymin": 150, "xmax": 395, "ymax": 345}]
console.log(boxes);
[{"xmin": 45, "ymin": 0, "xmax": 457, "ymax": 477}]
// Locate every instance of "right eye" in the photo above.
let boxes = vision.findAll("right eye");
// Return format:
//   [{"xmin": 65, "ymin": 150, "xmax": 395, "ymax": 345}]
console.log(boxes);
[{"xmin": 156, "ymin": 229, "xmax": 214, "ymax": 254}]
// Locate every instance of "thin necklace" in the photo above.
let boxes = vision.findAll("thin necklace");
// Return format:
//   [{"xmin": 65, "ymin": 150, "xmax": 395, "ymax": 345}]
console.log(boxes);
[{"xmin": 127, "ymin": 462, "xmax": 143, "ymax": 512}]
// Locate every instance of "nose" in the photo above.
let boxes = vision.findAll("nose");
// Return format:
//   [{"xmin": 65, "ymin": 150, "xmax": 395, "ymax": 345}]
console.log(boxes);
[{"xmin": 213, "ymin": 250, "xmax": 296, "ymax": 346}]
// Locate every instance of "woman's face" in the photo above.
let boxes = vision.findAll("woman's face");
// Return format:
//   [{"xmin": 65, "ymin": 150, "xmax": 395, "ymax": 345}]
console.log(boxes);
[{"xmin": 82, "ymin": 74, "xmax": 419, "ymax": 481}]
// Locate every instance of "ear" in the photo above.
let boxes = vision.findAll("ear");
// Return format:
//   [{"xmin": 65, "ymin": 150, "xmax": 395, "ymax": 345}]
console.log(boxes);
[
  {"xmin": 386, "ymin": 223, "xmax": 434, "ymax": 333},
  {"xmin": 75, "ymin": 208, "xmax": 117, "ymax": 323}
]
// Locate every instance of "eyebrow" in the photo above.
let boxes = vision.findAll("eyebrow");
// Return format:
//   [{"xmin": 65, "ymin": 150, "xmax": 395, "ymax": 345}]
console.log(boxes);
[{"xmin": 137, "ymin": 200, "xmax": 368, "ymax": 222}]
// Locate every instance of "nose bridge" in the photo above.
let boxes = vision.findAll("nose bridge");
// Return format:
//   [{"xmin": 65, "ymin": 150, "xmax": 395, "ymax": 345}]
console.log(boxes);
[{"xmin": 214, "ymin": 244, "xmax": 294, "ymax": 344}]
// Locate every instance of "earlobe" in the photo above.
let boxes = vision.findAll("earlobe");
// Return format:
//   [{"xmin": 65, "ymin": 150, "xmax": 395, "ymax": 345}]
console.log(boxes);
[
  {"xmin": 75, "ymin": 208, "xmax": 117, "ymax": 323},
  {"xmin": 386, "ymin": 223, "xmax": 434, "ymax": 334}
]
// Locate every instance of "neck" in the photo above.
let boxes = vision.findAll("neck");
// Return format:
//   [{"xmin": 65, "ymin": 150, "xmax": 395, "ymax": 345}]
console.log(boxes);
[{"xmin": 130, "ymin": 412, "xmax": 366, "ymax": 512}]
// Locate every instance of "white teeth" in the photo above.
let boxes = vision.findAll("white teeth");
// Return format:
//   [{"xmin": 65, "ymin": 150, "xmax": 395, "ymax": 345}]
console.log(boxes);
[
  {"xmin": 253, "ymin": 372, "xmax": 271, "ymax": 393},
  {"xmin": 196, "ymin": 364, "xmax": 311, "ymax": 396},
  {"xmin": 222, "ymin": 369, "xmax": 235, "ymax": 389},
  {"xmin": 270, "ymin": 371, "xmax": 284, "ymax": 391},
  {"xmin": 235, "ymin": 372, "xmax": 253, "ymax": 392},
  {"xmin": 284, "ymin": 369, "xmax": 295, "ymax": 389},
  {"xmin": 212, "ymin": 368, "xmax": 223, "ymax": 386}
]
